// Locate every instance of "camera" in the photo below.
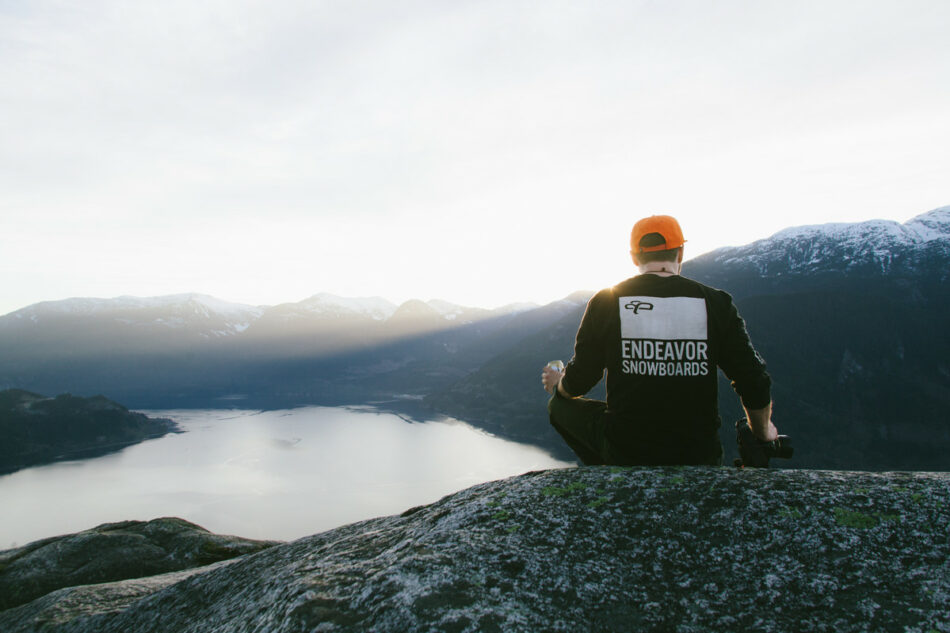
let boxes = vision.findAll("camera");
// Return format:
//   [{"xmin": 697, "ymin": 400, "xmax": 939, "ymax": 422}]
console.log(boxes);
[{"xmin": 734, "ymin": 418, "xmax": 793, "ymax": 468}]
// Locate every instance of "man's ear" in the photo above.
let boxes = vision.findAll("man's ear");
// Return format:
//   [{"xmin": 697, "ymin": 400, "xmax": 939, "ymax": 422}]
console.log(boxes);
[
  {"xmin": 677, "ymin": 248, "xmax": 684, "ymax": 263},
  {"xmin": 630, "ymin": 250, "xmax": 641, "ymax": 266}
]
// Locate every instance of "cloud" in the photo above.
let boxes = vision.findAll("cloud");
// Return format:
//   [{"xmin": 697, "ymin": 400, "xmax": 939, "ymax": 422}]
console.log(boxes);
[{"xmin": 1, "ymin": 0, "xmax": 949, "ymax": 314}]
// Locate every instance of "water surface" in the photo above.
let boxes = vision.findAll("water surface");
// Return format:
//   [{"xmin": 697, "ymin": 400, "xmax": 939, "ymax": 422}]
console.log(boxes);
[{"xmin": 0, "ymin": 406, "xmax": 571, "ymax": 547}]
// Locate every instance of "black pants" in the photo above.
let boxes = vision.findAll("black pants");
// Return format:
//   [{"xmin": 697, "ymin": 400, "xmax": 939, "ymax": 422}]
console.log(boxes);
[
  {"xmin": 547, "ymin": 394, "xmax": 612, "ymax": 465},
  {"xmin": 547, "ymin": 395, "xmax": 723, "ymax": 466}
]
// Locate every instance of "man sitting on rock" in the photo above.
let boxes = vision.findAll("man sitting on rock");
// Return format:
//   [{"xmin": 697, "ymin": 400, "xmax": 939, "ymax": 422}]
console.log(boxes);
[{"xmin": 541, "ymin": 214, "xmax": 779, "ymax": 466}]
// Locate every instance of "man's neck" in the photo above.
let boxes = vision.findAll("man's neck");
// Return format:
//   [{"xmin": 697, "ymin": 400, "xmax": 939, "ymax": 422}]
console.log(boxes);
[{"xmin": 638, "ymin": 262, "xmax": 680, "ymax": 276}]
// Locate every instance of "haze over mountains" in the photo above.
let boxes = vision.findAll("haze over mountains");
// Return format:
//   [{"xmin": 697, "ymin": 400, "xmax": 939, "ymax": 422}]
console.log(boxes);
[
  {"xmin": 1, "ymin": 206, "xmax": 948, "ymax": 470},
  {"xmin": 0, "ymin": 291, "xmax": 550, "ymax": 406}
]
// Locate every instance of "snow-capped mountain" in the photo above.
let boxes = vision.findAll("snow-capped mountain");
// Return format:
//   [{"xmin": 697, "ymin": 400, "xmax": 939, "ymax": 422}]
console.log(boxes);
[
  {"xmin": 706, "ymin": 206, "xmax": 947, "ymax": 273},
  {"xmin": 0, "ymin": 293, "xmax": 525, "ymax": 335},
  {"xmin": 687, "ymin": 206, "xmax": 950, "ymax": 296},
  {"xmin": 425, "ymin": 299, "xmax": 543, "ymax": 323},
  {"xmin": 426, "ymin": 299, "xmax": 473, "ymax": 321},
  {"xmin": 297, "ymin": 293, "xmax": 397, "ymax": 321},
  {"xmin": 491, "ymin": 302, "xmax": 541, "ymax": 315},
  {"xmin": 8, "ymin": 293, "xmax": 262, "ymax": 319},
  {"xmin": 4, "ymin": 294, "xmax": 264, "ymax": 338}
]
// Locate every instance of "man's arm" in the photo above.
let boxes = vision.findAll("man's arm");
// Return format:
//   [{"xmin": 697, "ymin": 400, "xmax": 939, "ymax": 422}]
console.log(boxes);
[
  {"xmin": 715, "ymin": 290, "xmax": 779, "ymax": 441},
  {"xmin": 558, "ymin": 291, "xmax": 609, "ymax": 397},
  {"xmin": 556, "ymin": 380, "xmax": 572, "ymax": 398},
  {"xmin": 541, "ymin": 291, "xmax": 609, "ymax": 398}
]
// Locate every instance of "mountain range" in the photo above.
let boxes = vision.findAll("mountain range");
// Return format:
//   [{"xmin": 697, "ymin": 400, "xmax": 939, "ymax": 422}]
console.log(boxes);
[{"xmin": 1, "ymin": 206, "xmax": 947, "ymax": 470}]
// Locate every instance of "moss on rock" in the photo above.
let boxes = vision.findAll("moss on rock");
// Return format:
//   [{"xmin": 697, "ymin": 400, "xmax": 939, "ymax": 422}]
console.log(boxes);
[{"xmin": 1, "ymin": 467, "xmax": 948, "ymax": 632}]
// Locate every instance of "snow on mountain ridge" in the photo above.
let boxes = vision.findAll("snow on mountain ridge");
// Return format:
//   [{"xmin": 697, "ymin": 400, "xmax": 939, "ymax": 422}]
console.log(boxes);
[
  {"xmin": 425, "ymin": 299, "xmax": 481, "ymax": 321},
  {"xmin": 767, "ymin": 206, "xmax": 950, "ymax": 245},
  {"xmin": 492, "ymin": 302, "xmax": 540, "ymax": 315},
  {"xmin": 4, "ymin": 294, "xmax": 265, "ymax": 337},
  {"xmin": 904, "ymin": 205, "xmax": 950, "ymax": 240},
  {"xmin": 4, "ymin": 293, "xmax": 544, "ymax": 323},
  {"xmin": 705, "ymin": 206, "xmax": 949, "ymax": 274},
  {"xmin": 298, "ymin": 293, "xmax": 397, "ymax": 321},
  {"xmin": 11, "ymin": 294, "xmax": 263, "ymax": 319}
]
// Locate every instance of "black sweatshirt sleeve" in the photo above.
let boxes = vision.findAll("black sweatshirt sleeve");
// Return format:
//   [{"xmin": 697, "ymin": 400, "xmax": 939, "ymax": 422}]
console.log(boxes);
[
  {"xmin": 560, "ymin": 291, "xmax": 609, "ymax": 397},
  {"xmin": 715, "ymin": 292, "xmax": 772, "ymax": 410}
]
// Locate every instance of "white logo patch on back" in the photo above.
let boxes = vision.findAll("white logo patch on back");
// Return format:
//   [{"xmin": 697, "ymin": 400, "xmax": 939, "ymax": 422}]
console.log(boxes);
[
  {"xmin": 619, "ymin": 296, "xmax": 707, "ymax": 340},
  {"xmin": 617, "ymin": 296, "xmax": 711, "ymax": 377}
]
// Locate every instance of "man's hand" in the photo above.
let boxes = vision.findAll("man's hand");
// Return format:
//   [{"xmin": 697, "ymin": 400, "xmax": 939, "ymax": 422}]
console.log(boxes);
[
  {"xmin": 541, "ymin": 365, "xmax": 564, "ymax": 395},
  {"xmin": 745, "ymin": 402, "xmax": 778, "ymax": 441},
  {"xmin": 750, "ymin": 419, "xmax": 779, "ymax": 442}
]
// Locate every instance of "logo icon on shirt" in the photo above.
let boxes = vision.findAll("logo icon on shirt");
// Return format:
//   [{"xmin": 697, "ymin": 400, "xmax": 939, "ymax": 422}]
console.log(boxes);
[{"xmin": 624, "ymin": 300, "xmax": 654, "ymax": 315}]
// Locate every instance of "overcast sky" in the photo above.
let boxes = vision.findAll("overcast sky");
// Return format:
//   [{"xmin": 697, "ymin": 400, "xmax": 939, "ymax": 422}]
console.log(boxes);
[{"xmin": 2, "ymin": 0, "xmax": 948, "ymax": 315}]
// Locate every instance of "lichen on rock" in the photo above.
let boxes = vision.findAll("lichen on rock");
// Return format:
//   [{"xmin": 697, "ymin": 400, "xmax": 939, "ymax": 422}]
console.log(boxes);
[
  {"xmin": 0, "ymin": 517, "xmax": 278, "ymax": 614},
  {"xmin": 1, "ymin": 467, "xmax": 948, "ymax": 632}
]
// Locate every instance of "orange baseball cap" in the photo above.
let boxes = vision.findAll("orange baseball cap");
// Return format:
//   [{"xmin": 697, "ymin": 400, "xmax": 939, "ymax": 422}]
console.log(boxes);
[{"xmin": 630, "ymin": 215, "xmax": 686, "ymax": 253}]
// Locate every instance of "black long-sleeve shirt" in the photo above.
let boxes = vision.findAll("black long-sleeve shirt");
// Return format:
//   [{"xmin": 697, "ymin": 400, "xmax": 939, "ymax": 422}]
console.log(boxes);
[{"xmin": 560, "ymin": 274, "xmax": 771, "ymax": 463}]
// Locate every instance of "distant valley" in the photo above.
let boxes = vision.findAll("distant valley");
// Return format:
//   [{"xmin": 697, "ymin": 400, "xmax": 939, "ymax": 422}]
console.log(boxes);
[{"xmin": 1, "ymin": 206, "xmax": 947, "ymax": 471}]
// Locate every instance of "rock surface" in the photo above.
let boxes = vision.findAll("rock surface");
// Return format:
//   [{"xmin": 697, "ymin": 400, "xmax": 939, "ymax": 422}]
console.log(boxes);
[
  {"xmin": 0, "ymin": 517, "xmax": 279, "ymax": 612},
  {"xmin": 1, "ymin": 467, "xmax": 948, "ymax": 632}
]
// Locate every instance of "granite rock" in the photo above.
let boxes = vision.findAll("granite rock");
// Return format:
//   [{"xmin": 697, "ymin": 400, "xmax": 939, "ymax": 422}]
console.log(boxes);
[
  {"xmin": 0, "ymin": 517, "xmax": 278, "ymax": 612},
  {"xmin": 1, "ymin": 467, "xmax": 948, "ymax": 632}
]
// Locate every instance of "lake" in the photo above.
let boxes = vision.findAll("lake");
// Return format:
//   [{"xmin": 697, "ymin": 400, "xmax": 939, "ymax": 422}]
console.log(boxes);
[{"xmin": 0, "ymin": 406, "xmax": 572, "ymax": 548}]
